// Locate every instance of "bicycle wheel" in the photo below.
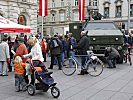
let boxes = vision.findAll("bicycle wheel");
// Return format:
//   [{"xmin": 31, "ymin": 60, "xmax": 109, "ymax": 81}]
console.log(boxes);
[
  {"xmin": 87, "ymin": 58, "xmax": 104, "ymax": 77},
  {"xmin": 123, "ymin": 54, "xmax": 127, "ymax": 63},
  {"xmin": 62, "ymin": 57, "xmax": 77, "ymax": 76}
]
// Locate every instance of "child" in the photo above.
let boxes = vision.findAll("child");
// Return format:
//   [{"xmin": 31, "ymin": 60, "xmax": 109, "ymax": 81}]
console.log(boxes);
[{"xmin": 14, "ymin": 56, "xmax": 27, "ymax": 92}]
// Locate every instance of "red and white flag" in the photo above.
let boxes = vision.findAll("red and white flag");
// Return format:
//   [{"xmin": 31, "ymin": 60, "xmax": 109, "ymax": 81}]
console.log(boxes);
[
  {"xmin": 39, "ymin": 0, "xmax": 48, "ymax": 16},
  {"xmin": 78, "ymin": 0, "xmax": 85, "ymax": 21}
]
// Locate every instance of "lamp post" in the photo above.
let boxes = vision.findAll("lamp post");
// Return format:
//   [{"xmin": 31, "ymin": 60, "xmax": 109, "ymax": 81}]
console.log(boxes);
[{"xmin": 127, "ymin": 0, "xmax": 131, "ymax": 33}]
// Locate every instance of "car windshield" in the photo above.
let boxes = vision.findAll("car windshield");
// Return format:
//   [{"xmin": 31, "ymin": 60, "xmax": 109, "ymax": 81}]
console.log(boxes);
[{"xmin": 84, "ymin": 22, "xmax": 117, "ymax": 30}]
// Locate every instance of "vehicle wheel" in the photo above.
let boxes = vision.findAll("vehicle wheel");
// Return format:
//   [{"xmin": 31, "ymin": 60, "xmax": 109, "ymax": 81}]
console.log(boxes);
[
  {"xmin": 62, "ymin": 58, "xmax": 77, "ymax": 76},
  {"xmin": 123, "ymin": 54, "xmax": 127, "ymax": 63},
  {"xmin": 87, "ymin": 58, "xmax": 104, "ymax": 77},
  {"xmin": 51, "ymin": 86, "xmax": 60, "ymax": 98},
  {"xmin": 117, "ymin": 50, "xmax": 124, "ymax": 64},
  {"xmin": 27, "ymin": 84, "xmax": 35, "ymax": 96}
]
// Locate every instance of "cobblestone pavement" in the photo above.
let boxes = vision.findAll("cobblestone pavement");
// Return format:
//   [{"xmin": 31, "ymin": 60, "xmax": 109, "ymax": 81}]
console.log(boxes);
[{"xmin": 0, "ymin": 55, "xmax": 133, "ymax": 100}]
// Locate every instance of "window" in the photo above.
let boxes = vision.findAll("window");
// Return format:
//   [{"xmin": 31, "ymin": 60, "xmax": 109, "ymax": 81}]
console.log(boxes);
[
  {"xmin": 75, "ymin": 0, "xmax": 78, "ymax": 6},
  {"xmin": 22, "ymin": 0, "xmax": 26, "ymax": 2},
  {"xmin": 18, "ymin": 15, "xmax": 26, "ymax": 25},
  {"xmin": 89, "ymin": 0, "xmax": 98, "ymax": 6},
  {"xmin": 104, "ymin": 7, "xmax": 109, "ymax": 18},
  {"xmin": 130, "ymin": 4, "xmax": 133, "ymax": 17},
  {"xmin": 93, "ymin": 0, "xmax": 98, "ymax": 6},
  {"xmin": 52, "ymin": 13, "xmax": 55, "ymax": 22},
  {"xmin": 73, "ymin": 11, "xmax": 79, "ymax": 21},
  {"xmin": 52, "ymin": 0, "xmax": 55, "ymax": 7},
  {"xmin": 61, "ymin": 0, "xmax": 64, "ymax": 7},
  {"xmin": 60, "ymin": 13, "xmax": 65, "ymax": 21},
  {"xmin": 115, "ymin": 5, "xmax": 122, "ymax": 17}
]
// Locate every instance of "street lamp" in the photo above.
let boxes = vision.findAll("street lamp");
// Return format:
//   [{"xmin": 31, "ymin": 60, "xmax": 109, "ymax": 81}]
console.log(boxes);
[{"xmin": 127, "ymin": 0, "xmax": 131, "ymax": 33}]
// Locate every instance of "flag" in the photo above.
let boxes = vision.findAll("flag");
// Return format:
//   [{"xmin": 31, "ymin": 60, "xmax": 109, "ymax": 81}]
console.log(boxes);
[
  {"xmin": 39, "ymin": 0, "xmax": 48, "ymax": 16},
  {"xmin": 78, "ymin": 0, "xmax": 85, "ymax": 21}
]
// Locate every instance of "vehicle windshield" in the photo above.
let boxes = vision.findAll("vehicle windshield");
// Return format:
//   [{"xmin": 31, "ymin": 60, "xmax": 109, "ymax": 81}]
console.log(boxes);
[{"xmin": 84, "ymin": 22, "xmax": 117, "ymax": 30}]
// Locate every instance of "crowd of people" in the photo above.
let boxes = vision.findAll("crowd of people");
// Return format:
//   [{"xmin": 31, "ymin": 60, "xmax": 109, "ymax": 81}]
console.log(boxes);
[
  {"xmin": 1, "ymin": 30, "xmax": 132, "ymax": 92},
  {"xmin": 0, "ymin": 32, "xmax": 90, "ymax": 91}
]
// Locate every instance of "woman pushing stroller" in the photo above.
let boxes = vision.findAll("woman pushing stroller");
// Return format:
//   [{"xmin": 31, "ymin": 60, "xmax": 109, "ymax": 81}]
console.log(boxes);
[{"xmin": 21, "ymin": 37, "xmax": 60, "ymax": 98}]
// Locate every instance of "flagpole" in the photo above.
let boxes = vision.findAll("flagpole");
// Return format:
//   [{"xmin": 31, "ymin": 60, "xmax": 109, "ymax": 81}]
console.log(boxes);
[{"xmin": 42, "ymin": 16, "xmax": 43, "ymax": 38}]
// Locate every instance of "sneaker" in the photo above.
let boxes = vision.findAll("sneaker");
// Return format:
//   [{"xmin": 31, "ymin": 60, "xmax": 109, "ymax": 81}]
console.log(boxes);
[
  {"xmin": 107, "ymin": 67, "xmax": 113, "ymax": 68},
  {"xmin": 113, "ymin": 65, "xmax": 116, "ymax": 68},
  {"xmin": 84, "ymin": 71, "xmax": 88, "ymax": 74},
  {"xmin": 78, "ymin": 71, "xmax": 85, "ymax": 75},
  {"xmin": 58, "ymin": 68, "xmax": 62, "ymax": 70},
  {"xmin": 2, "ymin": 74, "xmax": 8, "ymax": 76},
  {"xmin": 48, "ymin": 67, "xmax": 53, "ymax": 69}
]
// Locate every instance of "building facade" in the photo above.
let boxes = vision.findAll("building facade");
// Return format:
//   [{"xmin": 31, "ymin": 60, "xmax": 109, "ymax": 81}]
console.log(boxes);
[
  {"xmin": 37, "ymin": 0, "xmax": 99, "ymax": 35},
  {"xmin": 0, "ymin": 0, "xmax": 38, "ymax": 36},
  {"xmin": 99, "ymin": 0, "xmax": 133, "ymax": 31}
]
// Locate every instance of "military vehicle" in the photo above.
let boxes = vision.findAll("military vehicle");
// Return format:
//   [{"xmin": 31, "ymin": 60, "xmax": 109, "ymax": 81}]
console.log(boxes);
[{"xmin": 69, "ymin": 20, "xmax": 124, "ymax": 63}]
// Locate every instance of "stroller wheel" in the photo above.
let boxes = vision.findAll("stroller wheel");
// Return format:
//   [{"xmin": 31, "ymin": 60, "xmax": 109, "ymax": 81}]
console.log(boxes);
[
  {"xmin": 27, "ymin": 84, "xmax": 35, "ymax": 96},
  {"xmin": 51, "ymin": 86, "xmax": 60, "ymax": 98}
]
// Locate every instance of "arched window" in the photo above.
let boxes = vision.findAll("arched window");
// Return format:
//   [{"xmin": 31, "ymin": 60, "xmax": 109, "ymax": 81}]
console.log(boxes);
[
  {"xmin": 18, "ymin": 15, "xmax": 26, "ymax": 25},
  {"xmin": 61, "ymin": 0, "xmax": 64, "ymax": 7},
  {"xmin": 103, "ymin": 1, "xmax": 110, "ymax": 18},
  {"xmin": 115, "ymin": 0, "xmax": 123, "ymax": 17}
]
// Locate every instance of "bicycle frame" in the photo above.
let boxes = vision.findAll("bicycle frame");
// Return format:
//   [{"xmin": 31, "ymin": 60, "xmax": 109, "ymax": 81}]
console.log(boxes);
[{"xmin": 70, "ymin": 55, "xmax": 90, "ymax": 70}]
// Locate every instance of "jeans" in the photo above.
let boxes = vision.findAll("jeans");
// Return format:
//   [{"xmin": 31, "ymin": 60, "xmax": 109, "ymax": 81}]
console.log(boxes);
[
  {"xmin": 0, "ymin": 61, "xmax": 8, "ymax": 75},
  {"xmin": 61, "ymin": 52, "xmax": 65, "ymax": 65},
  {"xmin": 107, "ymin": 56, "xmax": 117, "ymax": 68},
  {"xmin": 15, "ymin": 74, "xmax": 27, "ymax": 92},
  {"xmin": 78, "ymin": 51, "xmax": 88, "ymax": 70},
  {"xmin": 50, "ymin": 54, "xmax": 62, "ymax": 69},
  {"xmin": 69, "ymin": 51, "xmax": 75, "ymax": 67}
]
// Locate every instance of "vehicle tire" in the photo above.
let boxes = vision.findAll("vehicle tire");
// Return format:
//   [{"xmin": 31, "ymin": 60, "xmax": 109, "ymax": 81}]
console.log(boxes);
[
  {"xmin": 117, "ymin": 50, "xmax": 124, "ymax": 64},
  {"xmin": 87, "ymin": 58, "xmax": 104, "ymax": 77},
  {"xmin": 51, "ymin": 86, "xmax": 60, "ymax": 98},
  {"xmin": 123, "ymin": 54, "xmax": 127, "ymax": 63},
  {"xmin": 27, "ymin": 84, "xmax": 35, "ymax": 96},
  {"xmin": 62, "ymin": 58, "xmax": 77, "ymax": 76}
]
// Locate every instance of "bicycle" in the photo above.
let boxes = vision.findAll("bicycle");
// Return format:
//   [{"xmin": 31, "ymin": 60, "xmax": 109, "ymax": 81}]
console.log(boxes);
[{"xmin": 62, "ymin": 50, "xmax": 104, "ymax": 76}]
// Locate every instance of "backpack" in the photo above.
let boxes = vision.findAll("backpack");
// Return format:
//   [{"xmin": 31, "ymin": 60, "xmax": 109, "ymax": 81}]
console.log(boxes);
[{"xmin": 50, "ymin": 39, "xmax": 60, "ymax": 49}]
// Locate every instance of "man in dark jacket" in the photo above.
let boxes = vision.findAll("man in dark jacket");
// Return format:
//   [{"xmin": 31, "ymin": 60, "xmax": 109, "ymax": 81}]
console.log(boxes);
[
  {"xmin": 104, "ymin": 47, "xmax": 120, "ymax": 68},
  {"xmin": 74, "ymin": 31, "xmax": 89, "ymax": 75},
  {"xmin": 48, "ymin": 34, "xmax": 63, "ymax": 70}
]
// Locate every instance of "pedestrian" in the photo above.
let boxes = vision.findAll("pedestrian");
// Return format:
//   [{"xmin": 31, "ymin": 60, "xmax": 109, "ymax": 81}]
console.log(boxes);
[
  {"xmin": 14, "ymin": 56, "xmax": 27, "ymax": 92},
  {"xmin": 73, "ymin": 31, "xmax": 89, "ymax": 75},
  {"xmin": 8, "ymin": 36, "xmax": 14, "ymax": 72},
  {"xmin": 67, "ymin": 33, "xmax": 76, "ymax": 67},
  {"xmin": 22, "ymin": 37, "xmax": 44, "ymax": 85},
  {"xmin": 127, "ymin": 31, "xmax": 133, "ymax": 55},
  {"xmin": 104, "ymin": 47, "xmax": 120, "ymax": 68},
  {"xmin": 0, "ymin": 36, "xmax": 10, "ymax": 76},
  {"xmin": 14, "ymin": 37, "xmax": 28, "ymax": 62},
  {"xmin": 59, "ymin": 34, "xmax": 66, "ymax": 66},
  {"xmin": 41, "ymin": 37, "xmax": 48, "ymax": 62},
  {"xmin": 48, "ymin": 34, "xmax": 63, "ymax": 70},
  {"xmin": 23, "ymin": 37, "xmax": 44, "ymax": 62},
  {"xmin": 14, "ymin": 37, "xmax": 28, "ymax": 83}
]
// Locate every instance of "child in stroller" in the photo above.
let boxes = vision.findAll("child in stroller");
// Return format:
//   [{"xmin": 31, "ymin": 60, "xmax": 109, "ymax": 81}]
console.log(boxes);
[{"xmin": 26, "ymin": 59, "xmax": 60, "ymax": 98}]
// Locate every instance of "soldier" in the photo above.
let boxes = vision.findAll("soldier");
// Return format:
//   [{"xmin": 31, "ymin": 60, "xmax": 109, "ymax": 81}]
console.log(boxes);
[{"xmin": 104, "ymin": 47, "xmax": 120, "ymax": 68}]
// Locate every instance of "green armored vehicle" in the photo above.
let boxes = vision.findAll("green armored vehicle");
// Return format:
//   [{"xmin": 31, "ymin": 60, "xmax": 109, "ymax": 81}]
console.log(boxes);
[{"xmin": 69, "ymin": 20, "xmax": 124, "ymax": 63}]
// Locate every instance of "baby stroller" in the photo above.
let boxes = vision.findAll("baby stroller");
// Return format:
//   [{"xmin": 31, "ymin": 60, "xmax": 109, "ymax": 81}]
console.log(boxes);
[{"xmin": 26, "ymin": 60, "xmax": 60, "ymax": 98}]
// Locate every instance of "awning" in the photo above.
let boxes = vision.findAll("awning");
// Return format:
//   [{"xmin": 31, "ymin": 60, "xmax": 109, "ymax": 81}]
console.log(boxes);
[{"xmin": 0, "ymin": 16, "xmax": 31, "ymax": 33}]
